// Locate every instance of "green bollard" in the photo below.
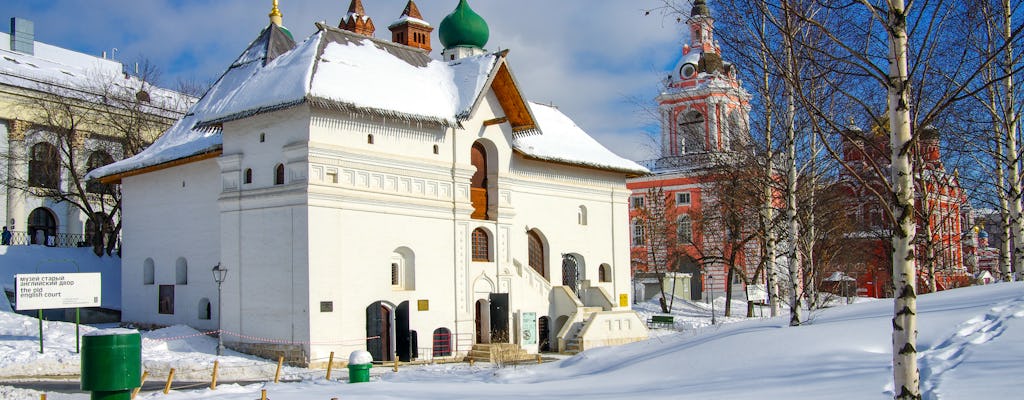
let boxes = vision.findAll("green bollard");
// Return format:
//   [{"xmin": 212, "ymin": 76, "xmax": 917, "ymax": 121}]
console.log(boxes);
[
  {"xmin": 81, "ymin": 329, "xmax": 142, "ymax": 400},
  {"xmin": 348, "ymin": 350, "xmax": 373, "ymax": 383}
]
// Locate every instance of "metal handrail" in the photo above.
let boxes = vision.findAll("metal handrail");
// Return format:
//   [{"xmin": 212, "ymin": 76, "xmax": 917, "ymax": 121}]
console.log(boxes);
[{"xmin": 2, "ymin": 231, "xmax": 89, "ymax": 248}]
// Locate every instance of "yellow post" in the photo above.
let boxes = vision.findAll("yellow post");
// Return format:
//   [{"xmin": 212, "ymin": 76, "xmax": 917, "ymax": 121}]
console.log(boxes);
[
  {"xmin": 40, "ymin": 395, "xmax": 46, "ymax": 400},
  {"xmin": 536, "ymin": 354, "xmax": 542, "ymax": 364},
  {"xmin": 210, "ymin": 360, "xmax": 220, "ymax": 390},
  {"xmin": 131, "ymin": 371, "xmax": 148, "ymax": 399},
  {"xmin": 393, "ymin": 355, "xmax": 399, "ymax": 372},
  {"xmin": 326, "ymin": 351, "xmax": 335, "ymax": 380},
  {"xmin": 260, "ymin": 389, "xmax": 267, "ymax": 400},
  {"xmin": 274, "ymin": 355, "xmax": 284, "ymax": 383},
  {"xmin": 163, "ymin": 368, "xmax": 175, "ymax": 394}
]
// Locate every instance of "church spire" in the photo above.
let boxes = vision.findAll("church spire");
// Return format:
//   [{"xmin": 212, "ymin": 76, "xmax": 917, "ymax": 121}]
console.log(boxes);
[
  {"xmin": 269, "ymin": 0, "xmax": 283, "ymax": 26},
  {"xmin": 340, "ymin": 0, "xmax": 376, "ymax": 36}
]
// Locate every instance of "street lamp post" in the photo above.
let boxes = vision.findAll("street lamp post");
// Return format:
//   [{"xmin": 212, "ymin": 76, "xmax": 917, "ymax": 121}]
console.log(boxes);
[
  {"xmin": 709, "ymin": 275, "xmax": 716, "ymax": 325},
  {"xmin": 212, "ymin": 263, "xmax": 227, "ymax": 356}
]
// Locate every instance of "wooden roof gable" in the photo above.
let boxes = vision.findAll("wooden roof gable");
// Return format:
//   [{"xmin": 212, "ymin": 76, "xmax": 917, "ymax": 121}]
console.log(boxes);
[{"xmin": 468, "ymin": 51, "xmax": 537, "ymax": 133}]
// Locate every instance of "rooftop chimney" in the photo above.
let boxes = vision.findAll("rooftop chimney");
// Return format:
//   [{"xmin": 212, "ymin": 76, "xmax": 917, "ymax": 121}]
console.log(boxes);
[{"xmin": 10, "ymin": 18, "xmax": 34, "ymax": 55}]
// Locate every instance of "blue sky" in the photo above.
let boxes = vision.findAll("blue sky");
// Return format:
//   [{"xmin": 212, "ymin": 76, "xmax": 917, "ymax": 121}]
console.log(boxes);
[{"xmin": 5, "ymin": 0, "xmax": 692, "ymax": 161}]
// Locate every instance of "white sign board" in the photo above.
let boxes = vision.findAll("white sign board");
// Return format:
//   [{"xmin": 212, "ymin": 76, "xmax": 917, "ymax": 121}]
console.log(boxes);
[
  {"xmin": 15, "ymin": 273, "xmax": 102, "ymax": 310},
  {"xmin": 747, "ymin": 284, "xmax": 768, "ymax": 303}
]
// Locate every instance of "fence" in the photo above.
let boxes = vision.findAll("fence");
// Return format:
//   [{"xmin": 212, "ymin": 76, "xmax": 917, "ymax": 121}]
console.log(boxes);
[{"xmin": 3, "ymin": 231, "xmax": 87, "ymax": 248}]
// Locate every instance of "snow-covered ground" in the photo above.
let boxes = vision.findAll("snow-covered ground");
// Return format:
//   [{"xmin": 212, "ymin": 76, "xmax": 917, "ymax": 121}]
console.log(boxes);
[{"xmin": 2, "ymin": 283, "xmax": 1022, "ymax": 399}]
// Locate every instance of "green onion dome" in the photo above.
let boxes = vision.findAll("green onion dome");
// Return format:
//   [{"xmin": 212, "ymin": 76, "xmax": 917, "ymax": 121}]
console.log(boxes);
[{"xmin": 439, "ymin": 0, "xmax": 489, "ymax": 50}]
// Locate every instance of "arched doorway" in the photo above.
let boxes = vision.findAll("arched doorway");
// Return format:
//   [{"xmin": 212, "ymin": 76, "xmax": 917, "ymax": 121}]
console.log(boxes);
[
  {"xmin": 475, "ymin": 298, "xmax": 491, "ymax": 344},
  {"xmin": 538, "ymin": 316, "xmax": 551, "ymax": 352},
  {"xmin": 562, "ymin": 254, "xmax": 580, "ymax": 294},
  {"xmin": 28, "ymin": 208, "xmax": 57, "ymax": 245},
  {"xmin": 366, "ymin": 302, "xmax": 393, "ymax": 362}
]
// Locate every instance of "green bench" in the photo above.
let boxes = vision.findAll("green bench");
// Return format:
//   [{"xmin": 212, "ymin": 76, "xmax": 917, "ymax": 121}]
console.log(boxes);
[{"xmin": 647, "ymin": 315, "xmax": 674, "ymax": 329}]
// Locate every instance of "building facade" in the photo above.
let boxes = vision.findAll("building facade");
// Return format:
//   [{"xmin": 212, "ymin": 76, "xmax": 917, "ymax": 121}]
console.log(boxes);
[
  {"xmin": 0, "ymin": 17, "xmax": 191, "ymax": 248},
  {"xmin": 92, "ymin": 0, "xmax": 649, "ymax": 366}
]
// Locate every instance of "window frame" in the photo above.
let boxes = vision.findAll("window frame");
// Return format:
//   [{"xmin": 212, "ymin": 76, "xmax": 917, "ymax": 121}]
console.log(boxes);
[
  {"xmin": 274, "ymin": 164, "xmax": 285, "ymax": 185},
  {"xmin": 676, "ymin": 191, "xmax": 691, "ymax": 206},
  {"xmin": 471, "ymin": 228, "xmax": 491, "ymax": 262}
]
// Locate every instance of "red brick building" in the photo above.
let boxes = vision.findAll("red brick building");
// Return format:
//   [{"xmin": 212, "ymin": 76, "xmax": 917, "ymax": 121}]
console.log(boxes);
[
  {"xmin": 835, "ymin": 125, "xmax": 971, "ymax": 297},
  {"xmin": 627, "ymin": 0, "xmax": 759, "ymax": 301}
]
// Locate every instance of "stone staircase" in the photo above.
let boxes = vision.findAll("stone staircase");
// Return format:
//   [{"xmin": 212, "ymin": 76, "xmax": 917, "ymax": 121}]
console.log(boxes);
[{"xmin": 466, "ymin": 343, "xmax": 533, "ymax": 363}]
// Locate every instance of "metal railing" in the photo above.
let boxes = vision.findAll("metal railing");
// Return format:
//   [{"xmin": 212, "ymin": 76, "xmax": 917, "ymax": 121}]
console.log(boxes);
[{"xmin": 3, "ymin": 231, "xmax": 88, "ymax": 248}]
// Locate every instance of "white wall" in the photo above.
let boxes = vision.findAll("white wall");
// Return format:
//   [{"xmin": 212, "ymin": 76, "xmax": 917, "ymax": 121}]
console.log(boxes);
[{"xmin": 121, "ymin": 159, "xmax": 221, "ymax": 330}]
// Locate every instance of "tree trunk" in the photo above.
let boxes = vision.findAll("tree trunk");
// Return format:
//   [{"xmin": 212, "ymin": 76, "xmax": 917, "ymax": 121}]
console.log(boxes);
[
  {"xmin": 725, "ymin": 265, "xmax": 734, "ymax": 317},
  {"xmin": 994, "ymin": 100, "xmax": 1013, "ymax": 280},
  {"xmin": 1002, "ymin": 0, "xmax": 1022, "ymax": 283},
  {"xmin": 785, "ymin": 74, "xmax": 801, "ymax": 327},
  {"xmin": 758, "ymin": 11, "xmax": 781, "ymax": 318},
  {"xmin": 887, "ymin": 1, "xmax": 920, "ymax": 397}
]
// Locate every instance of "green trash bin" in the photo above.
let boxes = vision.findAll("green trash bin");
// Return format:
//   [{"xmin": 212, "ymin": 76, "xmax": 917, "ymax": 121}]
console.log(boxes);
[
  {"xmin": 81, "ymin": 329, "xmax": 142, "ymax": 400},
  {"xmin": 348, "ymin": 350, "xmax": 373, "ymax": 383}
]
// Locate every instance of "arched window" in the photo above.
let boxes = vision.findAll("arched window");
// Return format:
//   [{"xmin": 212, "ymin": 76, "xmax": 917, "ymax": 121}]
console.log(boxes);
[
  {"xmin": 599, "ymin": 264, "xmax": 612, "ymax": 283},
  {"xmin": 432, "ymin": 328, "xmax": 452, "ymax": 357},
  {"xmin": 578, "ymin": 205, "xmax": 588, "ymax": 225},
  {"xmin": 143, "ymin": 258, "xmax": 155, "ymax": 285},
  {"xmin": 274, "ymin": 164, "xmax": 285, "ymax": 185},
  {"xmin": 27, "ymin": 208, "xmax": 57, "ymax": 245},
  {"xmin": 470, "ymin": 142, "xmax": 489, "ymax": 220},
  {"xmin": 631, "ymin": 219, "xmax": 645, "ymax": 246},
  {"xmin": 198, "ymin": 298, "xmax": 211, "ymax": 320},
  {"xmin": 471, "ymin": 228, "xmax": 490, "ymax": 262},
  {"xmin": 528, "ymin": 230, "xmax": 546, "ymax": 278},
  {"xmin": 678, "ymin": 111, "xmax": 705, "ymax": 154},
  {"xmin": 391, "ymin": 248, "xmax": 415, "ymax": 290},
  {"xmin": 175, "ymin": 257, "xmax": 188, "ymax": 284},
  {"xmin": 244, "ymin": 168, "xmax": 253, "ymax": 184},
  {"xmin": 86, "ymin": 151, "xmax": 115, "ymax": 194},
  {"xmin": 29, "ymin": 142, "xmax": 60, "ymax": 189},
  {"xmin": 367, "ymin": 134, "xmax": 375, "ymax": 144},
  {"xmin": 85, "ymin": 212, "xmax": 111, "ymax": 247},
  {"xmin": 677, "ymin": 215, "xmax": 693, "ymax": 243}
]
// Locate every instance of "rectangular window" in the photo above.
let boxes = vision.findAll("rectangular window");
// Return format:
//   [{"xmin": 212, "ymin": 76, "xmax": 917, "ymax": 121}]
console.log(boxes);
[
  {"xmin": 630, "ymin": 196, "xmax": 645, "ymax": 210},
  {"xmin": 158, "ymin": 285, "xmax": 175, "ymax": 314},
  {"xmin": 632, "ymin": 221, "xmax": 645, "ymax": 246},
  {"xmin": 676, "ymin": 192, "xmax": 691, "ymax": 205},
  {"xmin": 677, "ymin": 216, "xmax": 693, "ymax": 243},
  {"xmin": 391, "ymin": 262, "xmax": 401, "ymax": 286}
]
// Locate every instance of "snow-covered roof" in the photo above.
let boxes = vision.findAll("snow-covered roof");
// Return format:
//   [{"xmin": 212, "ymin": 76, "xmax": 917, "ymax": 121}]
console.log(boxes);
[
  {"xmin": 90, "ymin": 23, "xmax": 644, "ymax": 180},
  {"xmin": 389, "ymin": 15, "xmax": 431, "ymax": 29},
  {"xmin": 0, "ymin": 47, "xmax": 193, "ymax": 120},
  {"xmin": 514, "ymin": 103, "xmax": 648, "ymax": 175}
]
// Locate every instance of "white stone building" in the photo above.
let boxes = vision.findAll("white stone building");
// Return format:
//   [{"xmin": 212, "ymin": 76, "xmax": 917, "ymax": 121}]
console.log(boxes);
[{"xmin": 90, "ymin": 0, "xmax": 649, "ymax": 365}]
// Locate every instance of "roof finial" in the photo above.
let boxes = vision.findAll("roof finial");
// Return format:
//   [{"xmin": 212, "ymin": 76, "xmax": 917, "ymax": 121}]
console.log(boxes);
[{"xmin": 269, "ymin": 0, "xmax": 283, "ymax": 26}]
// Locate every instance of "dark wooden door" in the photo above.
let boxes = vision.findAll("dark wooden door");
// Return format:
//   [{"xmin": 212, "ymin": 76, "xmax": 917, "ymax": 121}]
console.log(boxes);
[
  {"xmin": 489, "ymin": 293, "xmax": 509, "ymax": 343},
  {"xmin": 538, "ymin": 316, "xmax": 550, "ymax": 352},
  {"xmin": 396, "ymin": 301, "xmax": 412, "ymax": 362},
  {"xmin": 475, "ymin": 300, "xmax": 483, "ymax": 343},
  {"xmin": 366, "ymin": 302, "xmax": 392, "ymax": 362}
]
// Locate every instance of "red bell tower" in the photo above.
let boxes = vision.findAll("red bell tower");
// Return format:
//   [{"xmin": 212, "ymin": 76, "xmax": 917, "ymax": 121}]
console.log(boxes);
[{"xmin": 656, "ymin": 0, "xmax": 750, "ymax": 165}]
